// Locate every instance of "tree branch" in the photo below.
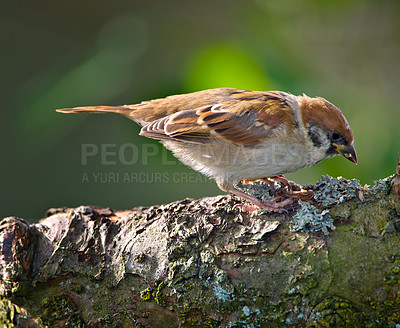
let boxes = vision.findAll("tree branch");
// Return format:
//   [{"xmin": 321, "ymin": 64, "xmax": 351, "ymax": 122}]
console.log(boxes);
[{"xmin": 1, "ymin": 157, "xmax": 400, "ymax": 327}]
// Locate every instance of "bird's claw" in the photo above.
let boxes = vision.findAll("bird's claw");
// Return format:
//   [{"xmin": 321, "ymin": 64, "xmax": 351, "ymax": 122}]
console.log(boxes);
[{"xmin": 233, "ymin": 197, "xmax": 292, "ymax": 213}]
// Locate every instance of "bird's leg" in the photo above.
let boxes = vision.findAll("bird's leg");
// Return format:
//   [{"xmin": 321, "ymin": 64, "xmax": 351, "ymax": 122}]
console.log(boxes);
[
  {"xmin": 218, "ymin": 180, "xmax": 290, "ymax": 212},
  {"xmin": 241, "ymin": 176, "xmax": 314, "ymax": 203},
  {"xmin": 268, "ymin": 175, "xmax": 293, "ymax": 193},
  {"xmin": 241, "ymin": 176, "xmax": 292, "ymax": 194},
  {"xmin": 269, "ymin": 175, "xmax": 314, "ymax": 201},
  {"xmin": 229, "ymin": 187, "xmax": 292, "ymax": 213},
  {"xmin": 242, "ymin": 178, "xmax": 277, "ymax": 191},
  {"xmin": 218, "ymin": 179, "xmax": 292, "ymax": 212}
]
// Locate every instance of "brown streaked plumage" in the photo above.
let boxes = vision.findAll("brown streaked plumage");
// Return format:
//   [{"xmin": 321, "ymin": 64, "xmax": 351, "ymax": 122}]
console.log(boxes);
[{"xmin": 57, "ymin": 88, "xmax": 357, "ymax": 212}]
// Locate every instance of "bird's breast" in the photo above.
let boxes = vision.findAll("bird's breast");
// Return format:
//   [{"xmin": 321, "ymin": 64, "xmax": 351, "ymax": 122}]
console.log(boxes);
[{"xmin": 161, "ymin": 139, "xmax": 313, "ymax": 184}]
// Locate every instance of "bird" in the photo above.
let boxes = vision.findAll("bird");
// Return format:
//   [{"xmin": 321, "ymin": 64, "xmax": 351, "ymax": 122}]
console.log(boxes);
[{"xmin": 57, "ymin": 88, "xmax": 357, "ymax": 212}]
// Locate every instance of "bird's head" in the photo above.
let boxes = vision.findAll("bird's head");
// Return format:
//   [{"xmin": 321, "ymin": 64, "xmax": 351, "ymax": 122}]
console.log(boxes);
[{"xmin": 300, "ymin": 95, "xmax": 357, "ymax": 165}]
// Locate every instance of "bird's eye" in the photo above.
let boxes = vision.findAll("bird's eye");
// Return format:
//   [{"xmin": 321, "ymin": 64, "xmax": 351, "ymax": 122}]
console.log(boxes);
[{"xmin": 331, "ymin": 131, "xmax": 341, "ymax": 141}]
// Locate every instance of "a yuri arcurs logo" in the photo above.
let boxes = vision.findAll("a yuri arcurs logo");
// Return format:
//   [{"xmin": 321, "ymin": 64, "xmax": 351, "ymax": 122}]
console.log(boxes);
[{"xmin": 81, "ymin": 171, "xmax": 210, "ymax": 184}]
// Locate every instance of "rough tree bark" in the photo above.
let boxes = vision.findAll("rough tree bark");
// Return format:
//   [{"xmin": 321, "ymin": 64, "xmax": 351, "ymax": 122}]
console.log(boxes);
[{"xmin": 1, "ymin": 157, "xmax": 400, "ymax": 328}]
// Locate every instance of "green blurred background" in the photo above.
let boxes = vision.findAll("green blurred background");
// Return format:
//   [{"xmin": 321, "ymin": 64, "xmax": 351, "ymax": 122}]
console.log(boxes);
[{"xmin": 1, "ymin": 0, "xmax": 399, "ymax": 222}]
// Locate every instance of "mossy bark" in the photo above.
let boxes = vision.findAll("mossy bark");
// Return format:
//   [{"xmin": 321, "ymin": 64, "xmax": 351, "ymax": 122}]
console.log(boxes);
[{"xmin": 1, "ymin": 170, "xmax": 400, "ymax": 327}]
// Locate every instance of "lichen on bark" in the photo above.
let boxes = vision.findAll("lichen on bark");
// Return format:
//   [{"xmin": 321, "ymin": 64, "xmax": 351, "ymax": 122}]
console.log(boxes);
[{"xmin": 0, "ymin": 171, "xmax": 400, "ymax": 327}]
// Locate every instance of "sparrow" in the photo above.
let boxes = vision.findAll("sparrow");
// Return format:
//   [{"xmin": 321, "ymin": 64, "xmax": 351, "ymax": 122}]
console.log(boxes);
[{"xmin": 57, "ymin": 88, "xmax": 357, "ymax": 212}]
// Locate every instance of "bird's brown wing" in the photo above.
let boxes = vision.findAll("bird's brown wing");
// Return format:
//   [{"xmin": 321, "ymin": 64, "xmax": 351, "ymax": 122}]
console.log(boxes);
[{"xmin": 140, "ymin": 100, "xmax": 295, "ymax": 146}]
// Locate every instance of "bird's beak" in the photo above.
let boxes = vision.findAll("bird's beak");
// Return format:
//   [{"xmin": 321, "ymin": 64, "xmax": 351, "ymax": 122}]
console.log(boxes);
[{"xmin": 334, "ymin": 142, "xmax": 358, "ymax": 164}]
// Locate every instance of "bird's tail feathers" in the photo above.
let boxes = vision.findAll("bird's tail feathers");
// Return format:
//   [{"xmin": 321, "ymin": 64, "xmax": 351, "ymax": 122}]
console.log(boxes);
[
  {"xmin": 56, "ymin": 105, "xmax": 132, "ymax": 116},
  {"xmin": 56, "ymin": 105, "xmax": 149, "ymax": 125}
]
